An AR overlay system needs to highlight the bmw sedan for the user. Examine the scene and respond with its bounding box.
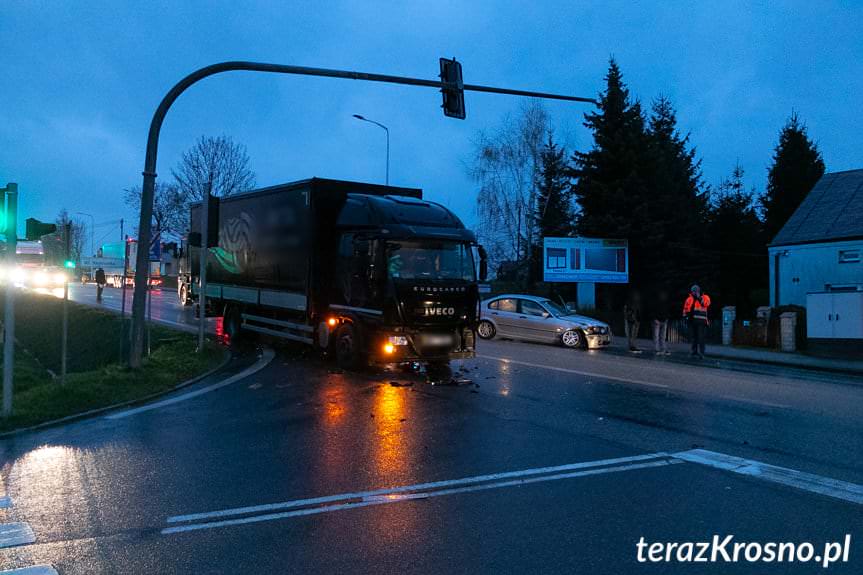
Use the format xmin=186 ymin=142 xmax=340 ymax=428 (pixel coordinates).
xmin=477 ymin=294 xmax=612 ymax=349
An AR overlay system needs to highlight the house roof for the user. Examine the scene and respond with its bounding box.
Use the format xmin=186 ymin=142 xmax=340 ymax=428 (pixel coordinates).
xmin=770 ymin=169 xmax=863 ymax=247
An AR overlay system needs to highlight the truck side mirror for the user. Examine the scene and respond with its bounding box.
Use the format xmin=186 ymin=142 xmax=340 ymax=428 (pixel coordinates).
xmin=188 ymin=232 xmax=202 ymax=247
xmin=478 ymin=245 xmax=488 ymax=281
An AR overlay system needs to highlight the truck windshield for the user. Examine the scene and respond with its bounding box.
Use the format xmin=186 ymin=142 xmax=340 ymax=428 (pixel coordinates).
xmin=387 ymin=240 xmax=475 ymax=281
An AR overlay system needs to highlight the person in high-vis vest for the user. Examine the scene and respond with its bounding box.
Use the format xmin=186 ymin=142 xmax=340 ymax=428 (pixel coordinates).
xmin=682 ymin=284 xmax=711 ymax=358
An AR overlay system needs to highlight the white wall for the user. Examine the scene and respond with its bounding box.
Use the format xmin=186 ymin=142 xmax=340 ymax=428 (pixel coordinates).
xmin=768 ymin=239 xmax=863 ymax=307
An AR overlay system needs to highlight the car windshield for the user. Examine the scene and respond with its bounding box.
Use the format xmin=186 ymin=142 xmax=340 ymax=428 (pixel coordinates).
xmin=386 ymin=240 xmax=475 ymax=281
xmin=540 ymin=299 xmax=569 ymax=316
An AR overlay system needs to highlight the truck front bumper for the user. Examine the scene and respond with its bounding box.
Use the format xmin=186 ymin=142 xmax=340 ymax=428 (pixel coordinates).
xmin=370 ymin=327 xmax=477 ymax=364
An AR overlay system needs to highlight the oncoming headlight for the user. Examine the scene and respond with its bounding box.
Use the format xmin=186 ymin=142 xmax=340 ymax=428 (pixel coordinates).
xmin=387 ymin=335 xmax=408 ymax=346
xmin=53 ymin=273 xmax=67 ymax=285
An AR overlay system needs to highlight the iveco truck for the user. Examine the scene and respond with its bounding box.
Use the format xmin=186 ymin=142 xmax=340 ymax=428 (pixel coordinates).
xmin=177 ymin=178 xmax=487 ymax=368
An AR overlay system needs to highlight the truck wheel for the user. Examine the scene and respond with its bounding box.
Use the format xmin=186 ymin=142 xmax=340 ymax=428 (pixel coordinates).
xmin=223 ymin=306 xmax=242 ymax=347
xmin=179 ymin=284 xmax=191 ymax=306
xmin=477 ymin=320 xmax=496 ymax=340
xmin=561 ymin=329 xmax=584 ymax=349
xmin=335 ymin=324 xmax=363 ymax=370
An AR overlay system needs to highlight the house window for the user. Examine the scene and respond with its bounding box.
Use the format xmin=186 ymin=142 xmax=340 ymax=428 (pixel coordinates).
xmin=839 ymin=250 xmax=860 ymax=264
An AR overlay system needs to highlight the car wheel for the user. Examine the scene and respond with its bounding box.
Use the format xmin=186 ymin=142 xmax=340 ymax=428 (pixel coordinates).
xmin=561 ymin=329 xmax=584 ymax=349
xmin=335 ymin=323 xmax=363 ymax=370
xmin=179 ymin=284 xmax=191 ymax=306
xmin=477 ymin=320 xmax=496 ymax=340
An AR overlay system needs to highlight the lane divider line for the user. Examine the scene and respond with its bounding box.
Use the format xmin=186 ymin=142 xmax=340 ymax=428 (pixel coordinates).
xmin=478 ymin=355 xmax=670 ymax=389
xmin=163 ymin=459 xmax=680 ymax=534
xmin=0 ymin=522 xmax=36 ymax=549
xmin=673 ymin=449 xmax=863 ymax=505
xmin=167 ymin=452 xmax=673 ymax=524
xmin=0 ymin=567 xmax=59 ymax=575
xmin=106 ymin=347 xmax=275 ymax=420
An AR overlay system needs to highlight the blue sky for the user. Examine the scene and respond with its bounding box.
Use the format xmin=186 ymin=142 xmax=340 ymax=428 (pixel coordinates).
xmin=1 ymin=1 xmax=860 ymax=246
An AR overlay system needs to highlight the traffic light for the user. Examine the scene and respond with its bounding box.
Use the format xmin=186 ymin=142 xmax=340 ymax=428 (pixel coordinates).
xmin=206 ymin=193 xmax=219 ymax=247
xmin=64 ymin=259 xmax=76 ymax=269
xmin=439 ymin=57 xmax=466 ymax=119
xmin=25 ymin=218 xmax=57 ymax=240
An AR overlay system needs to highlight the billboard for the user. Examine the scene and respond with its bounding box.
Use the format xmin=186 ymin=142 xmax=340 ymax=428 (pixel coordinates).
xmin=543 ymin=237 xmax=629 ymax=283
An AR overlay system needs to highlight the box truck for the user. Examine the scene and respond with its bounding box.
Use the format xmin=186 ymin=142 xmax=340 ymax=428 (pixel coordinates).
xmin=177 ymin=178 xmax=487 ymax=368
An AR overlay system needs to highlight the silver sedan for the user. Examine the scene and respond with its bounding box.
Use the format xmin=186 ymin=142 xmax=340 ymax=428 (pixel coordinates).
xmin=477 ymin=294 xmax=612 ymax=349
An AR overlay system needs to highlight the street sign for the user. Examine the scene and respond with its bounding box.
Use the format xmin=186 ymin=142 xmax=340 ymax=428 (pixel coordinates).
xmin=149 ymin=233 xmax=161 ymax=262
xmin=542 ymin=237 xmax=629 ymax=284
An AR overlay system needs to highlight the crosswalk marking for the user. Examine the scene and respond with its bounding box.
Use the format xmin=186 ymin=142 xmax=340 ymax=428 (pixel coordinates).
xmin=0 ymin=522 xmax=36 ymax=548
xmin=0 ymin=567 xmax=59 ymax=575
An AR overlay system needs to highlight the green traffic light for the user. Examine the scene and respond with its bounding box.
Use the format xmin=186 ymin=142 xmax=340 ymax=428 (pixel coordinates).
xmin=64 ymin=260 xmax=76 ymax=269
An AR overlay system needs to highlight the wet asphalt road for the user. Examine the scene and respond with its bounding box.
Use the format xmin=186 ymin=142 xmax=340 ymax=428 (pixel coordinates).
xmin=1 ymin=284 xmax=861 ymax=574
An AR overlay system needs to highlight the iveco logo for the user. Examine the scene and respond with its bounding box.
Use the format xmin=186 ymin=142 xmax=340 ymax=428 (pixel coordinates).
xmin=424 ymin=307 xmax=455 ymax=316
xmin=413 ymin=286 xmax=466 ymax=293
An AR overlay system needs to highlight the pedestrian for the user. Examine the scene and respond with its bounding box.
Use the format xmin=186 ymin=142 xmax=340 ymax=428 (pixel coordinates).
xmin=95 ymin=267 xmax=107 ymax=303
xmin=650 ymin=288 xmax=671 ymax=356
xmin=623 ymin=291 xmax=642 ymax=353
xmin=682 ymin=284 xmax=711 ymax=358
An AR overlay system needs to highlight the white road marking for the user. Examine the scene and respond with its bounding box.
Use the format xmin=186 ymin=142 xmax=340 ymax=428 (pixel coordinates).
xmin=0 ymin=567 xmax=59 ymax=575
xmin=163 ymin=458 xmax=680 ymax=534
xmin=105 ymin=347 xmax=275 ymax=420
xmin=0 ymin=496 xmax=11 ymax=509
xmin=716 ymin=396 xmax=791 ymax=410
xmin=167 ymin=452 xmax=673 ymax=524
xmin=0 ymin=522 xmax=36 ymax=548
xmin=673 ymin=449 xmax=863 ymax=505
xmin=479 ymin=355 xmax=670 ymax=389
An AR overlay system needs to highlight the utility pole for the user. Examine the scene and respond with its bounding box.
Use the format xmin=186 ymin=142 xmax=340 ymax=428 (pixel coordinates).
xmin=197 ymin=182 xmax=211 ymax=352
xmin=60 ymin=222 xmax=70 ymax=385
xmin=128 ymin=60 xmax=595 ymax=368
xmin=2 ymin=183 xmax=17 ymax=416
xmin=119 ymin=218 xmax=126 ymax=362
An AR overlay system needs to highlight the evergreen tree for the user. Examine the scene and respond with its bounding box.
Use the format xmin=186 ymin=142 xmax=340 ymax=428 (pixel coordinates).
xmin=645 ymin=96 xmax=711 ymax=292
xmin=708 ymin=165 xmax=768 ymax=314
xmin=571 ymin=58 xmax=652 ymax=297
xmin=530 ymin=135 xmax=572 ymax=285
xmin=535 ymin=135 xmax=573 ymax=238
xmin=762 ymin=113 xmax=825 ymax=241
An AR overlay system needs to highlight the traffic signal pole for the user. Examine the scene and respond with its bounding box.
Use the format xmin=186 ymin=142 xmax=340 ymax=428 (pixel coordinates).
xmin=2 ymin=184 xmax=17 ymax=416
xmin=128 ymin=60 xmax=596 ymax=368
xmin=61 ymin=222 xmax=70 ymax=385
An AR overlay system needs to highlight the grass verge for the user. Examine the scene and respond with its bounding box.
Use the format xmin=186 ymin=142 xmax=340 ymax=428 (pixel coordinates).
xmin=0 ymin=290 xmax=225 ymax=433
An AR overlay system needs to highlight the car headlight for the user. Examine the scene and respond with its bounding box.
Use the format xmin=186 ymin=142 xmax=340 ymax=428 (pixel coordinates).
xmin=12 ymin=267 xmax=27 ymax=284
xmin=387 ymin=335 xmax=409 ymax=346
xmin=54 ymin=273 xmax=67 ymax=285
xmin=586 ymin=326 xmax=605 ymax=335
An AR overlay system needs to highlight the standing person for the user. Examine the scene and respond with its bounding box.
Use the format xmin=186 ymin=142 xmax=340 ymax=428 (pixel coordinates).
xmin=651 ymin=288 xmax=671 ymax=356
xmin=95 ymin=267 xmax=107 ymax=303
xmin=682 ymin=284 xmax=711 ymax=358
xmin=623 ymin=291 xmax=642 ymax=353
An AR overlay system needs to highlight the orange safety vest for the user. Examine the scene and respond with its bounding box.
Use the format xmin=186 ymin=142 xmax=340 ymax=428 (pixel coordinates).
xmin=683 ymin=293 xmax=711 ymax=323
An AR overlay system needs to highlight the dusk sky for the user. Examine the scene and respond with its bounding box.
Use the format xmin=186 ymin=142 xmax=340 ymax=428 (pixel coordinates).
xmin=2 ymin=1 xmax=861 ymax=247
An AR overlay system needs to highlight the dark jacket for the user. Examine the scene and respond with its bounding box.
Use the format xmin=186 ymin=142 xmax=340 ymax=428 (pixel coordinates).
xmin=95 ymin=268 xmax=107 ymax=285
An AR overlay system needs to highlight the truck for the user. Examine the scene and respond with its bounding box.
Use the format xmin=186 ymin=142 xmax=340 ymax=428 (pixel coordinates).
xmin=99 ymin=240 xmax=161 ymax=288
xmin=177 ymin=178 xmax=488 ymax=368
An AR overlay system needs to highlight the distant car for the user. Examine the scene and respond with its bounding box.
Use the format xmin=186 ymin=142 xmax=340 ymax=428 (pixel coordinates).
xmin=478 ymin=294 xmax=612 ymax=349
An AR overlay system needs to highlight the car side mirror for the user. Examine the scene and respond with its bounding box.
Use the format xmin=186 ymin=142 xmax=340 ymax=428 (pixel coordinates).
xmin=478 ymin=245 xmax=488 ymax=281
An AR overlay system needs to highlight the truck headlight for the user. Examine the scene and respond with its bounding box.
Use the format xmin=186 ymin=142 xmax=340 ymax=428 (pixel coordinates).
xmin=387 ymin=335 xmax=408 ymax=346
xmin=54 ymin=273 xmax=67 ymax=285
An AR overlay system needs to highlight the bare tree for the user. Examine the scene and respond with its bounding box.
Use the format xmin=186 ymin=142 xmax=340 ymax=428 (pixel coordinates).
xmin=124 ymin=182 xmax=186 ymax=240
xmin=172 ymin=135 xmax=256 ymax=204
xmin=468 ymin=101 xmax=551 ymax=279
xmin=47 ymin=209 xmax=86 ymax=264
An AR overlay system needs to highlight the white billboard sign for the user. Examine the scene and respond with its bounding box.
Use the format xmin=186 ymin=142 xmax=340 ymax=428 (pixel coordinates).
xmin=543 ymin=237 xmax=629 ymax=283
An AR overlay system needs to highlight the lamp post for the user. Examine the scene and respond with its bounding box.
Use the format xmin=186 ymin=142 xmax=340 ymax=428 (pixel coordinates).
xmin=352 ymin=114 xmax=389 ymax=186
xmin=76 ymin=211 xmax=95 ymax=279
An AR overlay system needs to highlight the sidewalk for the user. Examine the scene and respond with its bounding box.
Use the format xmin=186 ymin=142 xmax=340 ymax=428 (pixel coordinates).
xmin=609 ymin=337 xmax=863 ymax=376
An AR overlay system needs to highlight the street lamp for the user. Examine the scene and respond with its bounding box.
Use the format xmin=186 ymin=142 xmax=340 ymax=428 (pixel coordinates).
xmin=352 ymin=114 xmax=389 ymax=186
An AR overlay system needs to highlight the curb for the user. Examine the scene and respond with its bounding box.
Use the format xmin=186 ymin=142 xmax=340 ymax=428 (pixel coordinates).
xmin=704 ymin=350 xmax=863 ymax=378
xmin=0 ymin=347 xmax=233 ymax=439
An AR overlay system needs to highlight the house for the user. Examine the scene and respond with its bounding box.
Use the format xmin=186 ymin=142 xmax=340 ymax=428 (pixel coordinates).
xmin=768 ymin=169 xmax=863 ymax=346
